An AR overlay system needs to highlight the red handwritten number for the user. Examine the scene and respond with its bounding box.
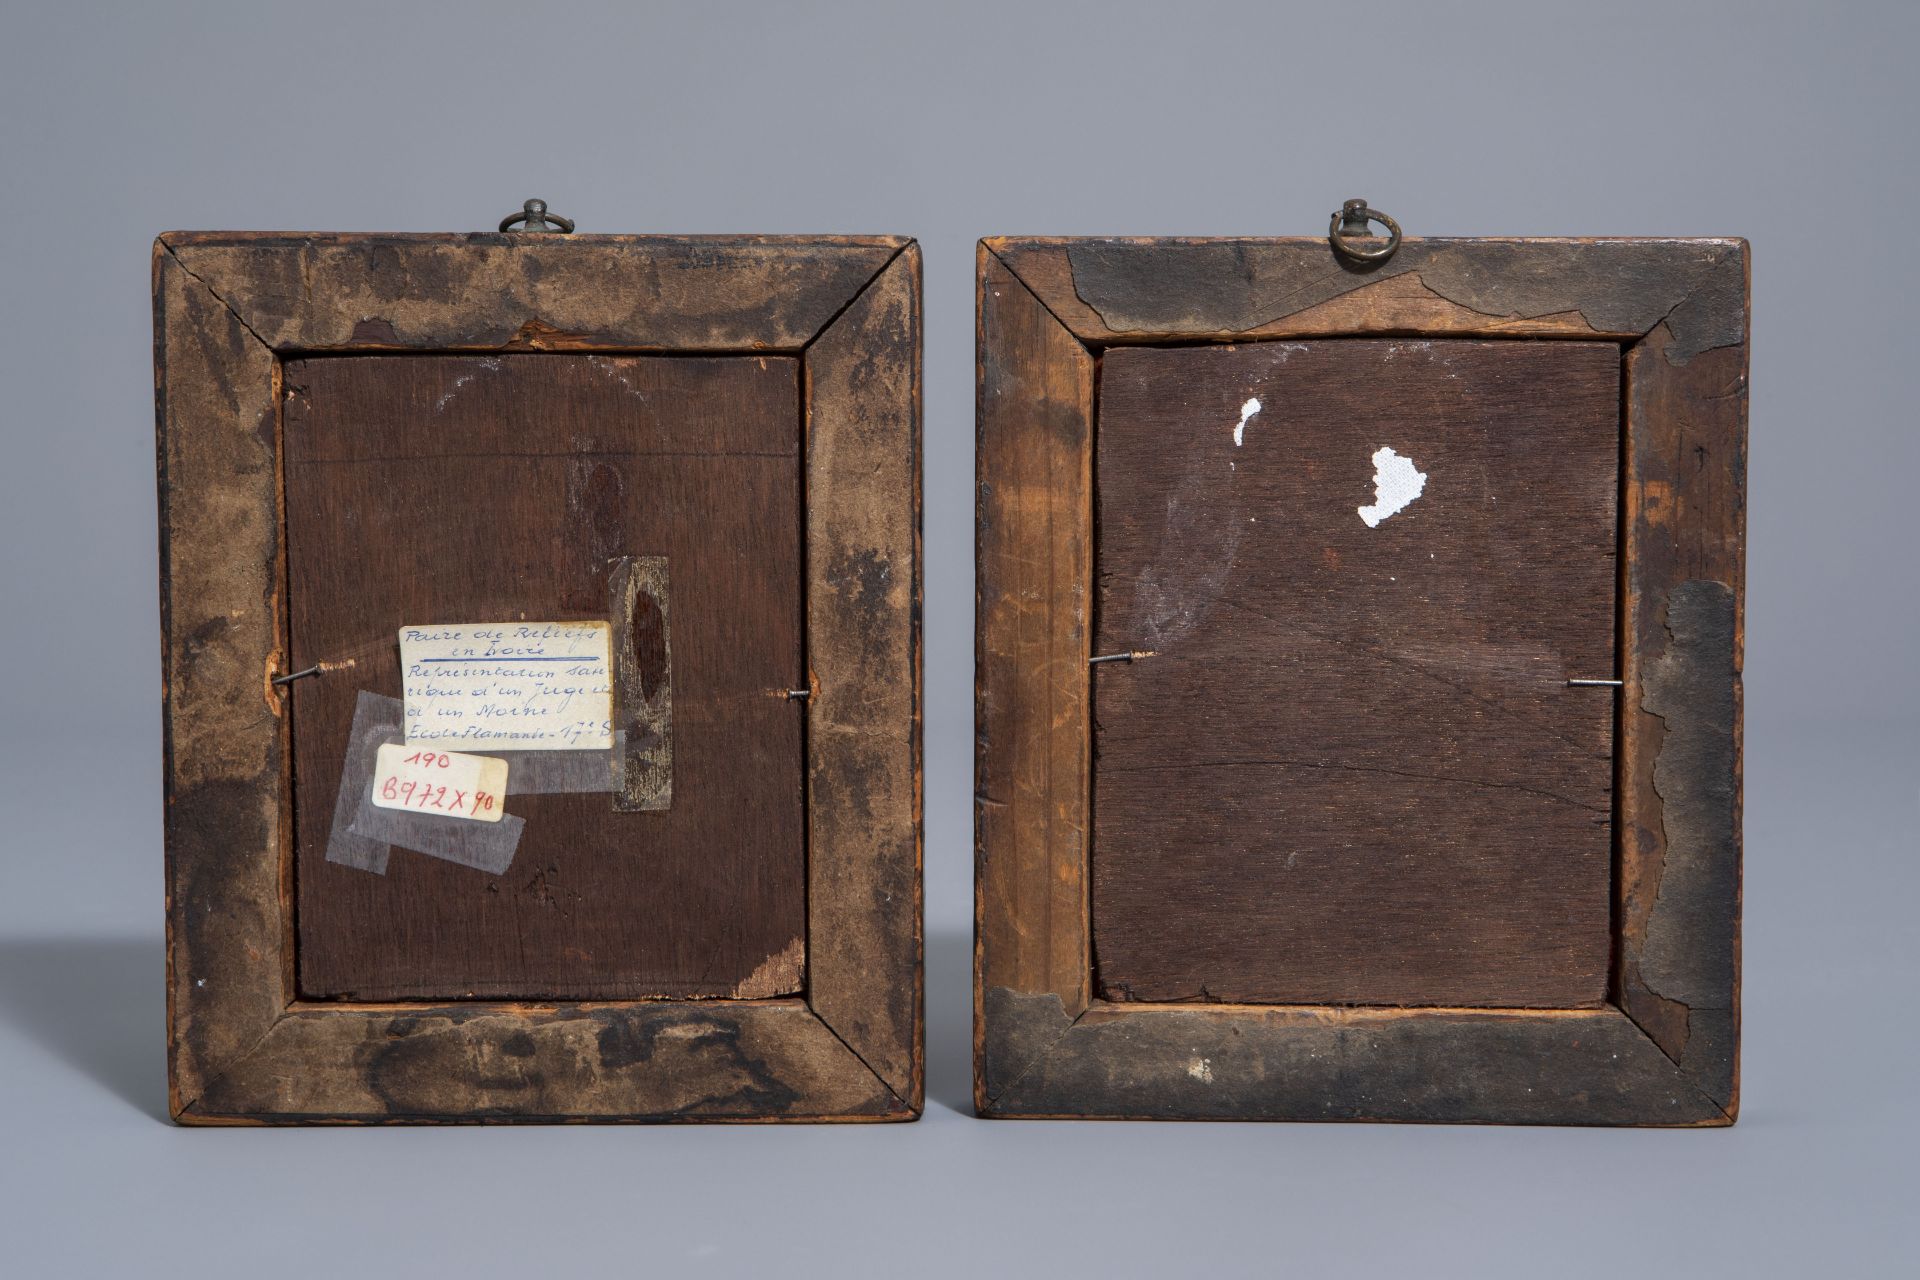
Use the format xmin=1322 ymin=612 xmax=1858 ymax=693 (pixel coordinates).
xmin=382 ymin=761 xmax=497 ymax=817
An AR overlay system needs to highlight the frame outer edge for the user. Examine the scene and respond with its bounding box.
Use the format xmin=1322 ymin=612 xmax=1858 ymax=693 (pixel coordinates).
xmin=1617 ymin=240 xmax=1749 ymax=1119
xmin=186 ymin=1001 xmax=901 ymax=1123
xmin=163 ymin=234 xmax=901 ymax=353
xmin=156 ymin=243 xmax=288 ymax=1120
xmin=990 ymin=1006 xmax=1728 ymax=1125
xmin=975 ymin=248 xmax=1096 ymax=1112
xmin=804 ymin=246 xmax=925 ymax=1110
xmin=993 ymin=236 xmax=1747 ymax=348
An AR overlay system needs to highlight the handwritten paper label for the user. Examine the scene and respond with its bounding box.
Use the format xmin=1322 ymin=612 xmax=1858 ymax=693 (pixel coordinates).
xmin=369 ymin=743 xmax=509 ymax=823
xmin=400 ymin=622 xmax=614 ymax=750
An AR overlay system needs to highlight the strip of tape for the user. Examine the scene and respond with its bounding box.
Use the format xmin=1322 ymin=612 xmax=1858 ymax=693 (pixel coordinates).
xmin=347 ymin=797 xmax=525 ymax=876
xmin=495 ymin=732 xmax=627 ymax=794
xmin=324 ymin=691 xmax=525 ymax=876
xmin=323 ymin=690 xmax=400 ymax=874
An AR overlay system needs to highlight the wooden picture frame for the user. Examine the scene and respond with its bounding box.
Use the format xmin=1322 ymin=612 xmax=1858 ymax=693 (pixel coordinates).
xmin=975 ymin=235 xmax=1746 ymax=1124
xmin=157 ymin=231 xmax=922 ymax=1123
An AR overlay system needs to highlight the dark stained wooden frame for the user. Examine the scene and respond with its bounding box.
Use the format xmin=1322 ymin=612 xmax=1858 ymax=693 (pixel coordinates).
xmin=157 ymin=232 xmax=922 ymax=1123
xmin=976 ymin=236 xmax=1747 ymax=1124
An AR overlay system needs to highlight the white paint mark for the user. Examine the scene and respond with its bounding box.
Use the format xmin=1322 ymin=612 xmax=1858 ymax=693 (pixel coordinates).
xmin=588 ymin=354 xmax=653 ymax=402
xmin=1358 ymin=446 xmax=1428 ymax=528
xmin=1231 ymin=397 xmax=1262 ymax=447
xmin=1187 ymin=1056 xmax=1214 ymax=1084
xmin=432 ymin=357 xmax=502 ymax=414
xmin=434 ymin=375 xmax=475 ymax=412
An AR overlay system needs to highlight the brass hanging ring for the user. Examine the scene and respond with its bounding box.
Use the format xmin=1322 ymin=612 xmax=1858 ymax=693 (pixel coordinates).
xmin=499 ymin=198 xmax=575 ymax=234
xmin=1328 ymin=200 xmax=1400 ymax=263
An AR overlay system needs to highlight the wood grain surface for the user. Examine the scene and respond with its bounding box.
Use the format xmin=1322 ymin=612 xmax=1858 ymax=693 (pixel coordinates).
xmin=988 ymin=236 xmax=1746 ymax=358
xmin=1092 ymin=339 xmax=1620 ymax=1007
xmin=803 ymin=251 xmax=926 ymax=1102
xmin=1617 ymin=320 xmax=1749 ymax=1113
xmin=163 ymin=233 xmax=906 ymax=353
xmin=974 ymin=253 xmax=1097 ymax=1024
xmin=285 ymin=353 xmax=807 ymax=1001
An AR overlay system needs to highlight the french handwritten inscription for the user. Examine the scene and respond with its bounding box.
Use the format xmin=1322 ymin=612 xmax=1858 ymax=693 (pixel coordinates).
xmin=400 ymin=622 xmax=614 ymax=750
xmin=369 ymin=744 xmax=509 ymax=823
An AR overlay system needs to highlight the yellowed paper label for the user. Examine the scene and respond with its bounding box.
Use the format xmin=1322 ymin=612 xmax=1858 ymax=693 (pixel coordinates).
xmin=369 ymin=743 xmax=509 ymax=823
xmin=400 ymin=622 xmax=614 ymax=750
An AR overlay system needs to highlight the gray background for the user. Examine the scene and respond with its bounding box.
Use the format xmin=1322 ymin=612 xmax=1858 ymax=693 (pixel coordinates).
xmin=0 ymin=0 xmax=1912 ymax=1274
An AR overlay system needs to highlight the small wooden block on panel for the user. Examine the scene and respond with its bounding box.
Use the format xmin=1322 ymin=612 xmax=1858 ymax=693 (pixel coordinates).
xmin=286 ymin=353 xmax=807 ymax=1001
xmin=1093 ymin=339 xmax=1619 ymax=1007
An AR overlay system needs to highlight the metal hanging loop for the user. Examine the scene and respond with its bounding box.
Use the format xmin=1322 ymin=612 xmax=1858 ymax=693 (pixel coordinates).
xmin=499 ymin=198 xmax=575 ymax=234
xmin=1328 ymin=198 xmax=1400 ymax=263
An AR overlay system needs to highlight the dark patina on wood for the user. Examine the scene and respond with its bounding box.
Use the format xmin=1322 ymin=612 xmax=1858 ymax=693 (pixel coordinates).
xmin=1057 ymin=238 xmax=1745 ymax=361
xmin=1616 ymin=318 xmax=1748 ymax=1115
xmin=804 ymin=253 xmax=926 ymax=1104
xmin=164 ymin=234 xmax=901 ymax=353
xmin=158 ymin=233 xmax=922 ymax=1122
xmin=193 ymin=1002 xmax=902 ymax=1122
xmin=976 ymin=236 xmax=1747 ymax=1124
xmin=991 ymin=1003 xmax=1727 ymax=1125
xmin=974 ymin=251 xmax=1095 ymax=1109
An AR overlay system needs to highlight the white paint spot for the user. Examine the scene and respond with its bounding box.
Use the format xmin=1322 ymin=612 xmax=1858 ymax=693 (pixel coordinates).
xmin=1187 ymin=1056 xmax=1214 ymax=1084
xmin=432 ymin=357 xmax=501 ymax=414
xmin=588 ymin=354 xmax=653 ymax=402
xmin=434 ymin=375 xmax=475 ymax=412
xmin=1231 ymin=397 xmax=1262 ymax=447
xmin=1358 ymin=446 xmax=1428 ymax=528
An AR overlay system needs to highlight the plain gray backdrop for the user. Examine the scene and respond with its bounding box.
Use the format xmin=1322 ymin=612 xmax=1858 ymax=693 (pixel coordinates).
xmin=1 ymin=1 xmax=1913 ymax=1274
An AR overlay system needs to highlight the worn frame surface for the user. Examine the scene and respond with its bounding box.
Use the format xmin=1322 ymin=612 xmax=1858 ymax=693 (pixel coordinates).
xmin=158 ymin=232 xmax=922 ymax=1122
xmin=975 ymin=235 xmax=1747 ymax=1124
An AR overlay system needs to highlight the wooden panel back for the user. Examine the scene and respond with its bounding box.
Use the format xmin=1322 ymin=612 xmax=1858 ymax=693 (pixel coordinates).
xmin=286 ymin=353 xmax=806 ymax=1001
xmin=1093 ymin=339 xmax=1619 ymax=1007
